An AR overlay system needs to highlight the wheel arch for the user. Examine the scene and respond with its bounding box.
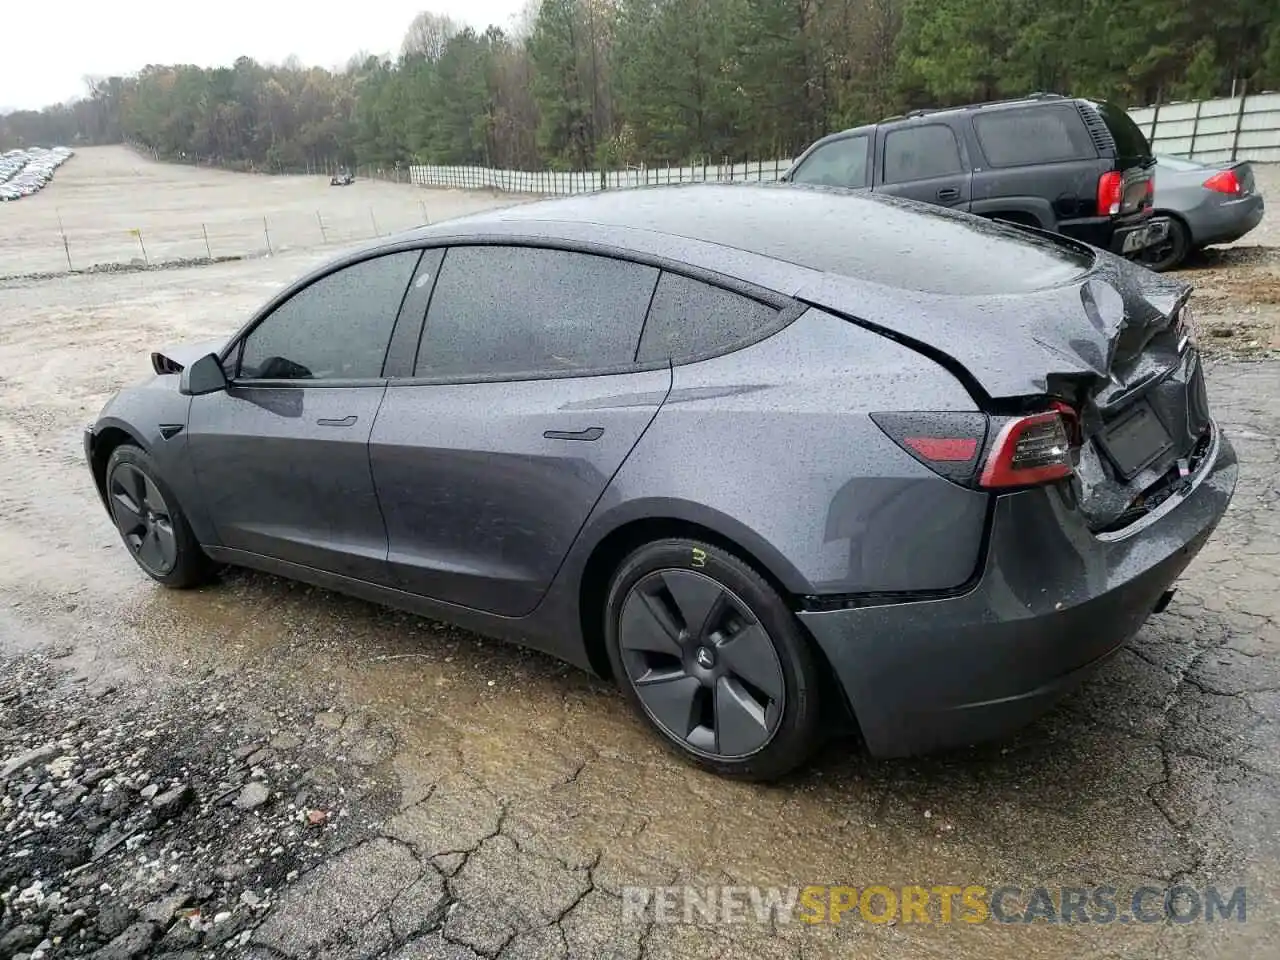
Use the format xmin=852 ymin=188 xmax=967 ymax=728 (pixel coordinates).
xmin=969 ymin=196 xmax=1057 ymax=230
xmin=1151 ymin=208 xmax=1192 ymax=239
xmin=89 ymin=421 xmax=149 ymax=505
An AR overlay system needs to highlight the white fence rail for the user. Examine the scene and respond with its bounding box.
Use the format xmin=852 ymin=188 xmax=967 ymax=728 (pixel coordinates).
xmin=408 ymin=95 xmax=1279 ymax=197
xmin=1129 ymin=92 xmax=1280 ymax=164
xmin=409 ymin=158 xmax=794 ymax=196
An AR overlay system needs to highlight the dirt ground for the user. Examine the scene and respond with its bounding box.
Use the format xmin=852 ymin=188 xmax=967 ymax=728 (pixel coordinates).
xmin=0 ymin=146 xmax=514 ymax=277
xmin=1172 ymin=162 xmax=1280 ymax=357
xmin=0 ymin=149 xmax=1278 ymax=960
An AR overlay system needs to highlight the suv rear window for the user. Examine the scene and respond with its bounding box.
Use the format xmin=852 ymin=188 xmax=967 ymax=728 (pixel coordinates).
xmin=1091 ymin=100 xmax=1153 ymax=162
xmin=974 ymin=105 xmax=1095 ymax=167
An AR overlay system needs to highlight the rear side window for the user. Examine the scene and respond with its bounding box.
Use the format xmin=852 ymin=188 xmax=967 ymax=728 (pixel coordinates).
xmin=974 ymin=105 xmax=1096 ymax=167
xmin=1091 ymin=100 xmax=1153 ymax=162
xmin=415 ymin=246 xmax=658 ymax=378
xmin=790 ymin=135 xmax=870 ymax=188
xmin=882 ymin=125 xmax=963 ymax=183
xmin=637 ymin=273 xmax=779 ymax=363
xmin=239 ymin=250 xmax=420 ymax=381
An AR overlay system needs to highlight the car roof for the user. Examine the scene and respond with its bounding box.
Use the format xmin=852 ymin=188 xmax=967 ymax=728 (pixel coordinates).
xmin=388 ymin=182 xmax=1094 ymax=297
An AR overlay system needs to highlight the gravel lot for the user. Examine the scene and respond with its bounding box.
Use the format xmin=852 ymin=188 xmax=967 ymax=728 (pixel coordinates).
xmin=0 ymin=150 xmax=1277 ymax=960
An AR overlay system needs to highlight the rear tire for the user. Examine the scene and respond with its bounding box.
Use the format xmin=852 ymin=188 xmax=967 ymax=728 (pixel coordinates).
xmin=1136 ymin=217 xmax=1191 ymax=272
xmin=603 ymin=538 xmax=822 ymax=781
xmin=104 ymin=444 xmax=214 ymax=589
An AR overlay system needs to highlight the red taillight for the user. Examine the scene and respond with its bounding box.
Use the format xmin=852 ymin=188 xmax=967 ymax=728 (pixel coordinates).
xmin=1203 ymin=170 xmax=1241 ymax=195
xmin=903 ymin=437 xmax=979 ymax=461
xmin=870 ymin=411 xmax=988 ymax=485
xmin=1097 ymin=171 xmax=1123 ymax=216
xmin=979 ymin=412 xmax=1073 ymax=489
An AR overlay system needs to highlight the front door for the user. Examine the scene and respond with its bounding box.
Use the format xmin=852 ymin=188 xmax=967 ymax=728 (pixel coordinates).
xmin=186 ymin=249 xmax=422 ymax=582
xmin=188 ymin=384 xmax=389 ymax=581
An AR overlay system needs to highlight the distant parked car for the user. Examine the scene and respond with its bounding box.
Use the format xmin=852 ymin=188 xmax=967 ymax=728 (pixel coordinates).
xmin=0 ymin=145 xmax=72 ymax=201
xmin=330 ymin=172 xmax=354 ymax=186
xmin=783 ymin=93 xmax=1167 ymax=260
xmin=1136 ymin=155 xmax=1266 ymax=271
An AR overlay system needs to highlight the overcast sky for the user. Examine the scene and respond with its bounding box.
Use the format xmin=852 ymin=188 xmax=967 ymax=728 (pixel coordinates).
xmin=2 ymin=0 xmax=527 ymax=111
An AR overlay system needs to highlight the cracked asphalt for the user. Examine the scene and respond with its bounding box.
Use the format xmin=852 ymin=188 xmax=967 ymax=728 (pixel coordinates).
xmin=0 ymin=151 xmax=1278 ymax=960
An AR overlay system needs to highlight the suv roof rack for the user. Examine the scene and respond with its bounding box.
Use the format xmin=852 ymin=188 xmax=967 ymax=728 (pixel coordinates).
xmin=884 ymin=92 xmax=1067 ymax=123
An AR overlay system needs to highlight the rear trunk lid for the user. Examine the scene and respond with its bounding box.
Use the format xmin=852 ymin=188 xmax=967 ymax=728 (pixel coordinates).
xmin=1234 ymin=161 xmax=1257 ymax=195
xmin=802 ymin=247 xmax=1211 ymax=530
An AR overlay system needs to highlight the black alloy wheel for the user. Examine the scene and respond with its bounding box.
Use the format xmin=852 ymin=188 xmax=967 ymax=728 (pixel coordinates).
xmin=104 ymin=444 xmax=213 ymax=588
xmin=605 ymin=539 xmax=822 ymax=780
xmin=109 ymin=461 xmax=179 ymax=578
xmin=619 ymin=568 xmax=786 ymax=757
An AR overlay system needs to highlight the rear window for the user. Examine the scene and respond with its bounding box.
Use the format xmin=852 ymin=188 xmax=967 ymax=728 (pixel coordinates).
xmin=637 ymin=273 xmax=779 ymax=363
xmin=974 ymin=105 xmax=1096 ymax=167
xmin=882 ymin=125 xmax=963 ymax=183
xmin=1092 ymin=101 xmax=1152 ymax=161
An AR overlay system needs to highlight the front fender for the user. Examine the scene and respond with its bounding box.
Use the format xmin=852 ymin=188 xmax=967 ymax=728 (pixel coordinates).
xmin=87 ymin=379 xmax=216 ymax=544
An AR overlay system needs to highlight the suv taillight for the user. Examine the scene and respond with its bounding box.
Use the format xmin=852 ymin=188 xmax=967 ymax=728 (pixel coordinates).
xmin=872 ymin=410 xmax=1074 ymax=490
xmin=1097 ymin=171 xmax=1123 ymax=216
xmin=1203 ymin=170 xmax=1241 ymax=195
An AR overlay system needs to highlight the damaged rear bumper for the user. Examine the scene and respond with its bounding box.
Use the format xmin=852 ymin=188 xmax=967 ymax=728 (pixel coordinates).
xmin=798 ymin=422 xmax=1237 ymax=758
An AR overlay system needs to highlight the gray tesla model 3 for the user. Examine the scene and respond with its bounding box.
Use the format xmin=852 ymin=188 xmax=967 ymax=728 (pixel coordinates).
xmin=85 ymin=183 xmax=1237 ymax=780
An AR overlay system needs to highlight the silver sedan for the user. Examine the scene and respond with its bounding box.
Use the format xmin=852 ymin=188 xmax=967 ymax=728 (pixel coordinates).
xmin=1141 ymin=155 xmax=1265 ymax=271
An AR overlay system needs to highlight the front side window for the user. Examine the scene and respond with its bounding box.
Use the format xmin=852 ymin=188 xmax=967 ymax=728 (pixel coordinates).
xmin=790 ymin=135 xmax=870 ymax=188
xmin=415 ymin=246 xmax=659 ymax=378
xmin=882 ymin=124 xmax=964 ymax=183
xmin=239 ymin=250 xmax=420 ymax=381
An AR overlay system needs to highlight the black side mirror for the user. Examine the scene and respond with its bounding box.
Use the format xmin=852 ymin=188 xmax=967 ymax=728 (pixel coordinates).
xmin=180 ymin=352 xmax=229 ymax=396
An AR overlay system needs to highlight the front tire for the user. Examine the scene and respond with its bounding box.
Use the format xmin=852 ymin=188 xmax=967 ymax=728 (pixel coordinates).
xmin=104 ymin=444 xmax=213 ymax=589
xmin=603 ymin=538 xmax=822 ymax=780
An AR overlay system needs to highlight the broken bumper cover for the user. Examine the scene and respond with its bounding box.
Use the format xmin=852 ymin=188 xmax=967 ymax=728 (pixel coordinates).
xmin=798 ymin=422 xmax=1237 ymax=758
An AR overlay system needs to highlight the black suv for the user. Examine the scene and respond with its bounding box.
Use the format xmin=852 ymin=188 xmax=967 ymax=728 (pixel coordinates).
xmin=782 ymin=94 xmax=1166 ymax=258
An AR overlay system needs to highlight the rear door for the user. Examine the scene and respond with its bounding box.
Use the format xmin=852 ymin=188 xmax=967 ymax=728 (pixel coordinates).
xmin=873 ymin=122 xmax=971 ymax=210
xmin=368 ymin=244 xmax=670 ymax=617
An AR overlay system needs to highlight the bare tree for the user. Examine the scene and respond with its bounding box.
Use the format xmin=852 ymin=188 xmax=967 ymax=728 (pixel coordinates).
xmin=401 ymin=11 xmax=460 ymax=61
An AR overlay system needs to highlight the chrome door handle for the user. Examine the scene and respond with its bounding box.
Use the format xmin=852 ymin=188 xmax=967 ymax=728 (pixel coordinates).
xmin=317 ymin=415 xmax=358 ymax=427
